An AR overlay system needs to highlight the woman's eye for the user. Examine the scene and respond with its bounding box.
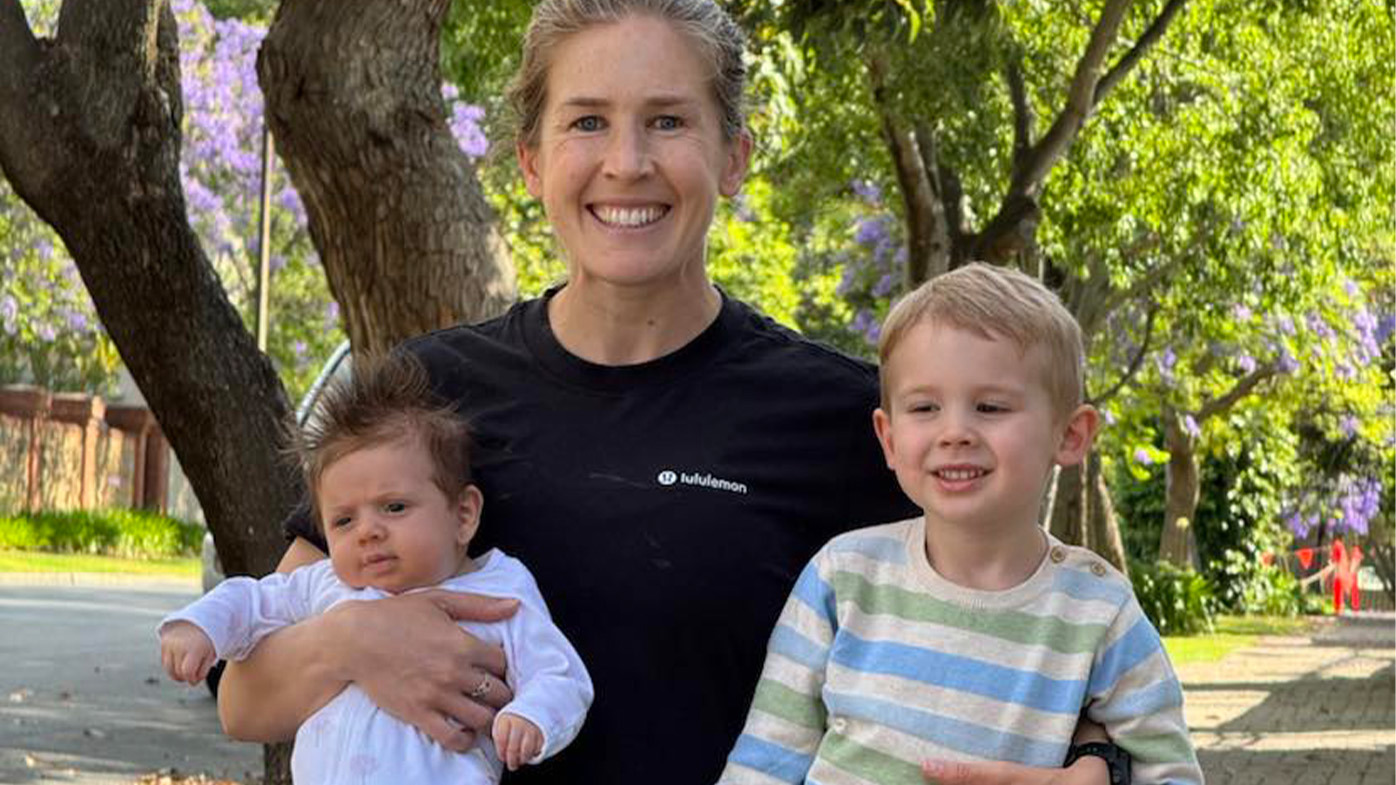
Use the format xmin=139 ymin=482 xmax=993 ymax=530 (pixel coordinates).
xmin=572 ymin=116 xmax=603 ymax=132
xmin=653 ymin=115 xmax=682 ymax=131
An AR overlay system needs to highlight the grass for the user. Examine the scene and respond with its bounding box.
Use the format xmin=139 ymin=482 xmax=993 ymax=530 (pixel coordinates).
xmin=1163 ymin=614 xmax=1321 ymax=665
xmin=0 ymin=549 xmax=200 ymax=576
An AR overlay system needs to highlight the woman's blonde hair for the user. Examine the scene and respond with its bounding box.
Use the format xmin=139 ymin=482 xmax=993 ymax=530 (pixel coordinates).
xmin=505 ymin=0 xmax=748 ymax=148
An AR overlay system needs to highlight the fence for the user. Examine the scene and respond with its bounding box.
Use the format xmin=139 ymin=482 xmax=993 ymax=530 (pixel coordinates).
xmin=0 ymin=385 xmax=169 ymax=514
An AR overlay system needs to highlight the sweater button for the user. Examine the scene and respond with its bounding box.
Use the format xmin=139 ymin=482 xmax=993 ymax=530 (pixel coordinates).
xmin=1050 ymin=547 xmax=1066 ymax=563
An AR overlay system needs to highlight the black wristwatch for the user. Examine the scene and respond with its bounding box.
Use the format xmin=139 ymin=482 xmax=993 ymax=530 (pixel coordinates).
xmin=1064 ymin=742 xmax=1131 ymax=785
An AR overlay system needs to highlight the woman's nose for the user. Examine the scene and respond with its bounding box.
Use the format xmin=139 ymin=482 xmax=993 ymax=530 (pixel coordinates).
xmin=603 ymin=123 xmax=652 ymax=180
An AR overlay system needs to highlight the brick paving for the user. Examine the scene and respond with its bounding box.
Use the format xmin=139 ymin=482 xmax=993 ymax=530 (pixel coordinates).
xmin=1178 ymin=614 xmax=1395 ymax=785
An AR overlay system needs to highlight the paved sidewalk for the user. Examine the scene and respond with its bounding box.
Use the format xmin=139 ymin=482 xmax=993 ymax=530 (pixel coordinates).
xmin=1179 ymin=613 xmax=1395 ymax=785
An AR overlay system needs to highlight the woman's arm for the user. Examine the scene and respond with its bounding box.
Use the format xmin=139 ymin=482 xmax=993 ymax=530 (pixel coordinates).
xmin=217 ymin=537 xmax=519 ymax=752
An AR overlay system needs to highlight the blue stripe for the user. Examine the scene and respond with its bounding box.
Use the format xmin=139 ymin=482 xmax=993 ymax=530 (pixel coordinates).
xmin=829 ymin=632 xmax=1087 ymax=715
xmin=1089 ymin=617 xmax=1164 ymax=696
xmin=769 ymin=624 xmax=830 ymax=670
xmin=827 ymin=534 xmax=907 ymax=565
xmin=728 ymin=733 xmax=814 ymax=783
xmin=790 ymin=562 xmax=837 ymax=625
xmin=1052 ymin=566 xmax=1130 ymax=604
xmin=1090 ymin=673 xmax=1183 ymax=722
xmin=823 ymin=691 xmax=1068 ymax=766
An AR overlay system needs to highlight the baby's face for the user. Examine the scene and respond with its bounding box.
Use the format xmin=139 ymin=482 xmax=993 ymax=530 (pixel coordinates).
xmin=874 ymin=321 xmax=1069 ymax=533
xmin=318 ymin=436 xmax=477 ymax=593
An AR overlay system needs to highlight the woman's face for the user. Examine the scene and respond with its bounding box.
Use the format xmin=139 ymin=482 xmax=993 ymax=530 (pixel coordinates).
xmin=517 ymin=14 xmax=750 ymax=292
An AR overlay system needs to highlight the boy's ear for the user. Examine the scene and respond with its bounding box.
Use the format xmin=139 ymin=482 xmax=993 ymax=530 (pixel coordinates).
xmin=454 ymin=484 xmax=484 ymax=547
xmin=1054 ymin=404 xmax=1101 ymax=468
xmin=872 ymin=407 xmax=897 ymax=469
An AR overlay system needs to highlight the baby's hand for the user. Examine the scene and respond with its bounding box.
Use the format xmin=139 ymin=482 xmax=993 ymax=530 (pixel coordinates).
xmin=493 ymin=712 xmax=543 ymax=771
xmin=159 ymin=621 xmax=216 ymax=684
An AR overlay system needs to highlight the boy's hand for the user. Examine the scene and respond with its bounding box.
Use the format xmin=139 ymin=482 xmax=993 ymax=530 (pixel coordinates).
xmin=921 ymin=756 xmax=1109 ymax=785
xmin=160 ymin=621 xmax=217 ymax=684
xmin=493 ymin=712 xmax=543 ymax=771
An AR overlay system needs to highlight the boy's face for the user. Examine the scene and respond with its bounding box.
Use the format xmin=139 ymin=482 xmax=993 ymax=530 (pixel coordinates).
xmin=318 ymin=435 xmax=481 ymax=594
xmin=873 ymin=320 xmax=1096 ymax=534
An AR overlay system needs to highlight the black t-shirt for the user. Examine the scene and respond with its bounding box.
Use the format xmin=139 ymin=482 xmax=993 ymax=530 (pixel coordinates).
xmin=287 ymin=290 xmax=915 ymax=783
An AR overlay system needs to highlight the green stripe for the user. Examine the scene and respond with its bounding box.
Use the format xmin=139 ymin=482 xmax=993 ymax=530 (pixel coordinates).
xmin=819 ymin=732 xmax=924 ymax=785
xmin=1121 ymin=732 xmax=1201 ymax=764
xmin=751 ymin=678 xmax=826 ymax=730
xmin=829 ymin=571 xmax=1108 ymax=654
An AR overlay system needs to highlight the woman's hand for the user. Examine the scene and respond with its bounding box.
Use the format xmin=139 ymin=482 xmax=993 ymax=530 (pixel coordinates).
xmin=326 ymin=589 xmax=519 ymax=752
xmin=921 ymin=756 xmax=1109 ymax=785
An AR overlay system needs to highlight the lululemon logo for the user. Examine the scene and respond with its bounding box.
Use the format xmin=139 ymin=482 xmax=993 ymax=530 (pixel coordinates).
xmin=657 ymin=470 xmax=678 ymax=486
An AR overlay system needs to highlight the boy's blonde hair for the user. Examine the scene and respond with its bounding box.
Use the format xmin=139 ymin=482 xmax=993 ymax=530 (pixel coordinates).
xmin=287 ymin=352 xmax=473 ymax=530
xmin=878 ymin=262 xmax=1085 ymax=417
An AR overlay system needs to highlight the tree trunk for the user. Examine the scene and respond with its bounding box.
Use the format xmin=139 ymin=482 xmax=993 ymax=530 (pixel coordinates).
xmin=1048 ymin=463 xmax=1086 ymax=547
xmin=0 ymin=0 xmax=298 ymax=580
xmin=1085 ymin=451 xmax=1129 ymax=577
xmin=258 ymin=0 xmax=517 ymax=355
xmin=1159 ymin=405 xmax=1200 ymax=568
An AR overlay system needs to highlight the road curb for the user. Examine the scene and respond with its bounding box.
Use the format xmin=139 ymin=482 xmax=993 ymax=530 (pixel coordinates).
xmin=0 ymin=572 xmax=198 ymax=589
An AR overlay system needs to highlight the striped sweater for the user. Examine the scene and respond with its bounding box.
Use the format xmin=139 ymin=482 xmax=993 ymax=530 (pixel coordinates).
xmin=720 ymin=517 xmax=1202 ymax=785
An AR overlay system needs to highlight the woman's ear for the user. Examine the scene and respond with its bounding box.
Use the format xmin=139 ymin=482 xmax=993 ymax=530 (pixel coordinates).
xmin=719 ymin=131 xmax=753 ymax=197
xmin=517 ymin=140 xmax=543 ymax=199
xmin=1054 ymin=405 xmax=1101 ymax=468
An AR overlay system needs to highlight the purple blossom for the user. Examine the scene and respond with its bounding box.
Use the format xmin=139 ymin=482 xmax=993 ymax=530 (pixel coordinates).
xmin=1375 ymin=313 xmax=1396 ymax=344
xmin=1183 ymin=414 xmax=1200 ymax=439
xmin=1343 ymin=279 xmax=1361 ymax=297
xmin=1232 ymin=304 xmax=1252 ymax=322
xmin=37 ymin=324 xmax=56 ymax=342
xmin=65 ymin=310 xmax=89 ymax=333
xmin=1156 ymin=347 xmax=1177 ymax=378
xmin=1236 ymin=354 xmax=1257 ymax=374
xmin=1277 ymin=349 xmax=1300 ymax=374
xmin=0 ymin=295 xmax=17 ymax=335
xmin=854 ymin=217 xmax=889 ymax=249
xmin=851 ymin=179 xmax=882 ymax=203
xmin=1101 ymin=408 xmax=1117 ymax=426
xmin=1134 ymin=448 xmax=1153 ymax=466
xmin=850 ymin=308 xmax=881 ymax=346
xmin=872 ymin=273 xmax=896 ymax=298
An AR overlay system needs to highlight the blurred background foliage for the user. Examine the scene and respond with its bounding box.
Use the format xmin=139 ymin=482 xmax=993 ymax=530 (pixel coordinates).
xmin=5 ymin=0 xmax=1392 ymax=627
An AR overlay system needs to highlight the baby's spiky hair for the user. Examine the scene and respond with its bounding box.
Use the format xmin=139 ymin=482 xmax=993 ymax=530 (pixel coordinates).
xmin=287 ymin=352 xmax=472 ymax=528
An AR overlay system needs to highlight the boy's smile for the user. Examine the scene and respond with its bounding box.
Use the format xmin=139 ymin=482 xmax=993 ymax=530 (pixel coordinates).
xmin=874 ymin=321 xmax=1093 ymax=537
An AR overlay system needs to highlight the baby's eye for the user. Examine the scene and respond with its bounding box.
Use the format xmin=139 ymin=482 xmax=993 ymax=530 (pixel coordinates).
xmin=383 ymin=501 xmax=408 ymax=514
xmin=571 ymin=115 xmax=604 ymax=132
xmin=331 ymin=516 xmax=352 ymax=529
xmin=652 ymin=115 xmax=683 ymax=131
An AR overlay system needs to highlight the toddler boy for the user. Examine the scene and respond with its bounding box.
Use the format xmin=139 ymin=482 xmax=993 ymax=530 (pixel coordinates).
xmin=721 ymin=263 xmax=1201 ymax=784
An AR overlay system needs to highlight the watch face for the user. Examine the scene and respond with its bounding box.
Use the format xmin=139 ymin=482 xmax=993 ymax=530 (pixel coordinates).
xmin=1068 ymin=742 xmax=1130 ymax=784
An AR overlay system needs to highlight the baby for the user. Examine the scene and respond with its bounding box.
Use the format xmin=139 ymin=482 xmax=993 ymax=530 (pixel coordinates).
xmin=158 ymin=352 xmax=592 ymax=783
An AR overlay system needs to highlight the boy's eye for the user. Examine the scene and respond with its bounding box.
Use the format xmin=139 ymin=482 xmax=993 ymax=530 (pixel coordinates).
xmin=571 ymin=115 xmax=604 ymax=132
xmin=908 ymin=402 xmax=939 ymax=414
xmin=977 ymin=403 xmax=1008 ymax=414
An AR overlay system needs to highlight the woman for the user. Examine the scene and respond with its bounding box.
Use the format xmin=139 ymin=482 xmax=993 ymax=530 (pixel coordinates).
xmin=218 ymin=2 xmax=1117 ymax=783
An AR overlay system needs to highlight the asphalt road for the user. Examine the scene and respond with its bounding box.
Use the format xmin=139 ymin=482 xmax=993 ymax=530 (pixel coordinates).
xmin=0 ymin=577 xmax=262 ymax=784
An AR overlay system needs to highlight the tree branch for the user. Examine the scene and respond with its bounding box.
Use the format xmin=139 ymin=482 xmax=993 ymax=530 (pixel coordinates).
xmin=1197 ymin=361 xmax=1281 ymax=421
xmin=1092 ymin=305 xmax=1156 ymax=406
xmin=1094 ymin=0 xmax=1189 ymax=104
xmin=1006 ymin=51 xmax=1033 ymax=172
xmin=1008 ymin=0 xmax=1130 ymax=199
